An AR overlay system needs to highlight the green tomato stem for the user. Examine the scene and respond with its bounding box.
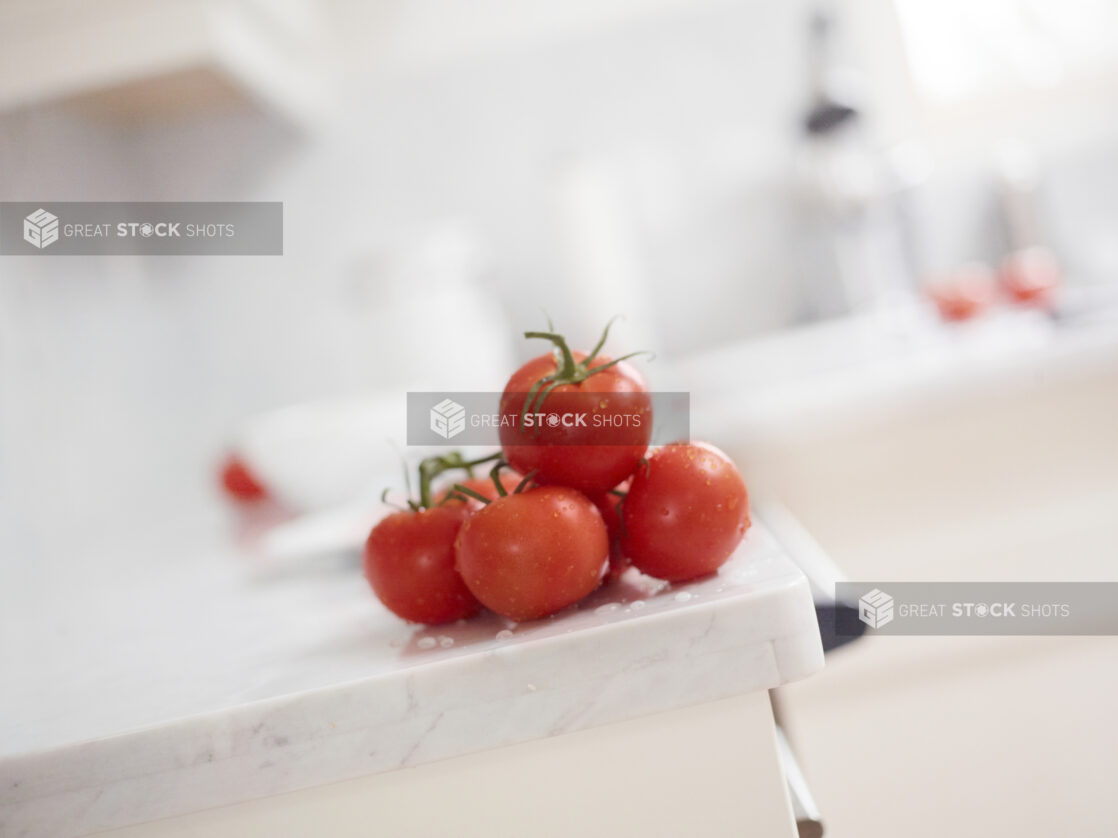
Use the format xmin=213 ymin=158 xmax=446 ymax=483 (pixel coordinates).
xmin=451 ymin=484 xmax=491 ymax=505
xmin=410 ymin=450 xmax=502 ymax=510
xmin=520 ymin=318 xmax=652 ymax=427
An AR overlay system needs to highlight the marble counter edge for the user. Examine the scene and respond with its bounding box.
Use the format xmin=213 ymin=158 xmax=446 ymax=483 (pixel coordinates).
xmin=0 ymin=568 xmax=823 ymax=838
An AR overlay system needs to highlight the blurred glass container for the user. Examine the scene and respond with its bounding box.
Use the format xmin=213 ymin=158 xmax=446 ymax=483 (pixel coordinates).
xmin=793 ymin=7 xmax=926 ymax=327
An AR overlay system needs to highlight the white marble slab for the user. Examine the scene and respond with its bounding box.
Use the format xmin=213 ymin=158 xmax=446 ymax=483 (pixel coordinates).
xmin=0 ymin=523 xmax=823 ymax=838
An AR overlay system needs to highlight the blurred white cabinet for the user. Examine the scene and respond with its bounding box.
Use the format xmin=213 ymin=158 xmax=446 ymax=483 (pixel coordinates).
xmin=94 ymin=693 xmax=800 ymax=838
xmin=0 ymin=0 xmax=331 ymax=125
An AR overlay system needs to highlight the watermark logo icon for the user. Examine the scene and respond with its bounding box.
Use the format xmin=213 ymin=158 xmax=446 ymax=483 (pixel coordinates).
xmin=859 ymin=588 xmax=895 ymax=629
xmin=430 ymin=398 xmax=466 ymax=439
xmin=23 ymin=208 xmax=59 ymax=249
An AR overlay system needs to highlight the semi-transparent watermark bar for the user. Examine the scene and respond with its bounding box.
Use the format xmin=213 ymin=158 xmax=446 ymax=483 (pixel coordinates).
xmin=408 ymin=391 xmax=690 ymax=446
xmin=837 ymin=582 xmax=1118 ymax=636
xmin=0 ymin=202 xmax=282 ymax=255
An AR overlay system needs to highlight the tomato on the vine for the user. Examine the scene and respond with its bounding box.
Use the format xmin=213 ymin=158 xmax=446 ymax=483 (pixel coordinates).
xmin=365 ymin=504 xmax=479 ymax=624
xmin=455 ymin=485 xmax=608 ymax=621
xmin=363 ymin=452 xmax=499 ymax=625
xmin=500 ymin=321 xmax=652 ymax=494
xmin=589 ymin=479 xmax=631 ymax=580
xmin=621 ymin=442 xmax=749 ymax=582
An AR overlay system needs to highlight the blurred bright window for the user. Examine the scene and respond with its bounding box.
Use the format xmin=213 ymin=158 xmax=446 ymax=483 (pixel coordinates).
xmin=894 ymin=0 xmax=1118 ymax=102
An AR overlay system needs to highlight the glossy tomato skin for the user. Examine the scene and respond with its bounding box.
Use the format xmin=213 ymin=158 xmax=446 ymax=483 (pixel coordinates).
xmin=589 ymin=479 xmax=631 ymax=580
xmin=499 ymin=352 xmax=651 ymax=494
xmin=621 ymin=442 xmax=749 ymax=582
xmin=364 ymin=504 xmax=481 ymax=625
xmin=455 ymin=486 xmax=609 ymax=621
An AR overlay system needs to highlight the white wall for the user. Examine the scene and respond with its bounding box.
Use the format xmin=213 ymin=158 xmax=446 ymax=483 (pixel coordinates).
xmin=0 ymin=0 xmax=821 ymax=553
xmin=2 ymin=0 xmax=1117 ymax=558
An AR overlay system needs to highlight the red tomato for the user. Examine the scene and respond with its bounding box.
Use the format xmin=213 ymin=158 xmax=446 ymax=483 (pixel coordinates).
xmin=455 ymin=486 xmax=608 ymax=620
xmin=220 ymin=454 xmax=268 ymax=502
xmin=999 ymin=247 xmax=1061 ymax=307
xmin=433 ymin=470 xmax=525 ymax=508
xmin=926 ymin=264 xmax=995 ymax=322
xmin=621 ymin=442 xmax=749 ymax=582
xmin=500 ymin=349 xmax=651 ymax=494
xmin=589 ymin=479 xmax=631 ymax=580
xmin=364 ymin=504 xmax=481 ymax=625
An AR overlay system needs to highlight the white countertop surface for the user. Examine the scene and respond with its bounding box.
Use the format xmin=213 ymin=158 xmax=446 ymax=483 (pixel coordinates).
xmin=0 ymin=519 xmax=823 ymax=838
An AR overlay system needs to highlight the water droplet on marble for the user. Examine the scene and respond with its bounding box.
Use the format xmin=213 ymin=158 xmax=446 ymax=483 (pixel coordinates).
xmin=674 ymin=591 xmax=694 ymax=603
xmin=595 ymin=603 xmax=620 ymax=615
xmin=417 ymin=637 xmax=437 ymax=650
xmin=438 ymin=635 xmax=454 ymax=648
xmin=496 ymin=629 xmax=514 ymax=640
xmin=630 ymin=600 xmax=646 ymax=610
xmin=526 ymin=683 xmax=538 ymax=692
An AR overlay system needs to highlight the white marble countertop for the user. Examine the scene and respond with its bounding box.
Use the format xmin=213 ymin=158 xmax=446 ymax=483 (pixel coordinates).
xmin=0 ymin=521 xmax=823 ymax=838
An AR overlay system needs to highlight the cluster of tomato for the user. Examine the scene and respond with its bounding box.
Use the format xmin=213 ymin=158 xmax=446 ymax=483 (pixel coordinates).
xmin=364 ymin=322 xmax=751 ymax=625
xmin=926 ymin=246 xmax=1062 ymax=322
